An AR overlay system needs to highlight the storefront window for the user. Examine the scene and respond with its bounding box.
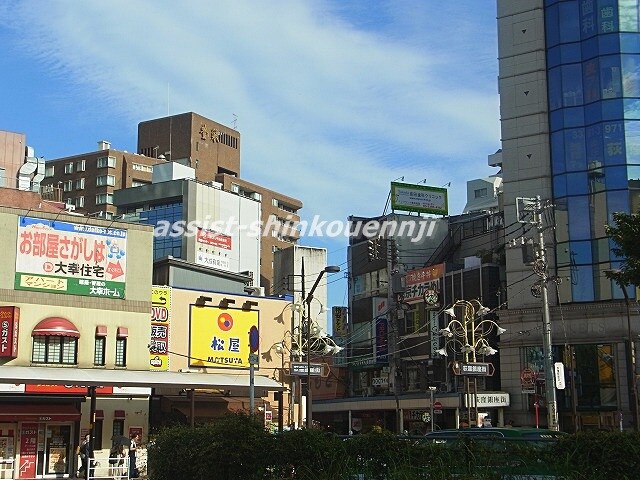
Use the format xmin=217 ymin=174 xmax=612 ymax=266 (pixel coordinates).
xmin=115 ymin=337 xmax=127 ymax=367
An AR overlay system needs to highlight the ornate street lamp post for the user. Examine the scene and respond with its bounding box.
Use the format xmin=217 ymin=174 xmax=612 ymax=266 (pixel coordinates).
xmin=438 ymin=299 xmax=504 ymax=427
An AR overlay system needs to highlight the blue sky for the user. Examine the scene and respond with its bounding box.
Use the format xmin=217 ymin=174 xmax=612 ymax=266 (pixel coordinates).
xmin=0 ymin=0 xmax=501 ymax=309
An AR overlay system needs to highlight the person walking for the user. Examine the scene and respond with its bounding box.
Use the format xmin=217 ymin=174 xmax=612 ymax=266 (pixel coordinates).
xmin=77 ymin=434 xmax=93 ymax=479
xmin=128 ymin=433 xmax=140 ymax=478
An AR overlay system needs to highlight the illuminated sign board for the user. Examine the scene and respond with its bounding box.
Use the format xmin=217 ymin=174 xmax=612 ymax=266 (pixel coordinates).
xmin=0 ymin=306 xmax=19 ymax=358
xmin=150 ymin=286 xmax=171 ymax=371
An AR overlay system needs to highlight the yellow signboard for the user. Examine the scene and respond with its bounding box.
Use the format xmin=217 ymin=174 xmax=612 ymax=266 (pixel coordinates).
xmin=189 ymin=306 xmax=259 ymax=369
xmin=150 ymin=286 xmax=171 ymax=371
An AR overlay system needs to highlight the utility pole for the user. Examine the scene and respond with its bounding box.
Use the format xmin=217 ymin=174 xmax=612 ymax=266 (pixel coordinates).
xmin=387 ymin=237 xmax=402 ymax=434
xmin=533 ymin=196 xmax=559 ymax=431
xmin=513 ymin=196 xmax=559 ymax=431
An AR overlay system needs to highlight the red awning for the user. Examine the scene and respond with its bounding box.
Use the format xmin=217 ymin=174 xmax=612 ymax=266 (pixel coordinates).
xmin=95 ymin=409 xmax=104 ymax=419
xmin=32 ymin=317 xmax=80 ymax=338
xmin=116 ymin=327 xmax=128 ymax=338
xmin=95 ymin=326 xmax=107 ymax=337
xmin=114 ymin=410 xmax=126 ymax=419
xmin=0 ymin=403 xmax=81 ymax=422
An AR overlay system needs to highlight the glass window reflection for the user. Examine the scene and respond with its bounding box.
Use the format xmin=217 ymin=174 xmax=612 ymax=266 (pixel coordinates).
xmin=571 ymin=265 xmax=595 ymax=302
xmin=568 ymin=196 xmax=591 ymax=240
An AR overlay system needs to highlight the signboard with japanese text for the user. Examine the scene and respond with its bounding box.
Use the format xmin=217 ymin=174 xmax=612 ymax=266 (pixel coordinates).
xmin=403 ymin=264 xmax=444 ymax=304
xmin=150 ymin=286 xmax=171 ymax=371
xmin=464 ymin=392 xmax=510 ymax=408
xmin=195 ymin=227 xmax=232 ymax=272
xmin=373 ymin=298 xmax=388 ymax=364
xmin=0 ymin=306 xmax=19 ymax=358
xmin=332 ymin=306 xmax=348 ymax=336
xmin=18 ymin=423 xmax=37 ymax=479
xmin=189 ymin=306 xmax=259 ymax=369
xmin=24 ymin=385 xmax=113 ymax=395
xmin=391 ymin=182 xmax=448 ymax=215
xmin=196 ymin=228 xmax=232 ymax=249
xmin=15 ymin=217 xmax=127 ymax=298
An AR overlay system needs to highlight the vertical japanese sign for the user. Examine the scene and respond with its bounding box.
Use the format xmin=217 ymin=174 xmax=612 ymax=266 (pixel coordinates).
xmin=0 ymin=306 xmax=20 ymax=358
xmin=332 ymin=306 xmax=348 ymax=336
xmin=15 ymin=217 xmax=127 ymax=298
xmin=189 ymin=305 xmax=259 ymax=369
xmin=18 ymin=423 xmax=37 ymax=479
xmin=373 ymin=297 xmax=388 ymax=363
xmin=150 ymin=286 xmax=171 ymax=371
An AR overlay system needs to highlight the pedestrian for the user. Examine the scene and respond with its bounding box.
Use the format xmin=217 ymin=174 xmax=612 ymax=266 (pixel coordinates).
xmin=129 ymin=433 xmax=140 ymax=479
xmin=77 ymin=434 xmax=93 ymax=478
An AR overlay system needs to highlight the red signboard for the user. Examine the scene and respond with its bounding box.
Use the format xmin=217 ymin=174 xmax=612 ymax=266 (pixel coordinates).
xmin=196 ymin=228 xmax=232 ymax=250
xmin=403 ymin=264 xmax=444 ymax=304
xmin=25 ymin=385 xmax=113 ymax=395
xmin=0 ymin=306 xmax=20 ymax=358
xmin=18 ymin=423 xmax=37 ymax=479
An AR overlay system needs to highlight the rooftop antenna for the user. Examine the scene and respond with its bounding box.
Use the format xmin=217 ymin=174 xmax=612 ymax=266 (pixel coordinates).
xmin=167 ymin=83 xmax=170 ymax=117
xmin=232 ymin=114 xmax=238 ymax=130
xmin=417 ymin=178 xmax=427 ymax=184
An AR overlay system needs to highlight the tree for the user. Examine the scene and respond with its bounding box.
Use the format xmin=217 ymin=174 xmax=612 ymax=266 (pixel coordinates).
xmin=604 ymin=212 xmax=640 ymax=286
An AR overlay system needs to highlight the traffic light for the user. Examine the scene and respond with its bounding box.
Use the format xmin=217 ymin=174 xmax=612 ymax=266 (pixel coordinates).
xmin=367 ymin=238 xmax=379 ymax=261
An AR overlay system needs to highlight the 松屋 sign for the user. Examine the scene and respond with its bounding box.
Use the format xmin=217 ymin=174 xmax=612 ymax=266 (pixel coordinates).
xmin=15 ymin=217 xmax=127 ymax=298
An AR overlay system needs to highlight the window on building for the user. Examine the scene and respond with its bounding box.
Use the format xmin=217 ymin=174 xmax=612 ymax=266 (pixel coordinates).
xmin=96 ymin=175 xmax=116 ymax=187
xmin=474 ymin=187 xmax=488 ymax=198
xmin=112 ymin=419 xmax=125 ymax=439
xmin=0 ymin=167 xmax=5 ymax=188
xmin=45 ymin=165 xmax=55 ymax=178
xmin=32 ymin=336 xmax=78 ymax=364
xmin=94 ymin=333 xmax=106 ymax=366
xmin=97 ymin=156 xmax=116 ymax=168
xmin=76 ymin=159 xmax=86 ymax=172
xmin=64 ymin=162 xmax=74 ymax=174
xmin=75 ymin=196 xmax=84 ymax=208
xmin=231 ymin=183 xmax=239 ymax=193
xmin=96 ymin=193 xmax=114 ymax=205
xmin=131 ymin=180 xmax=150 ymax=187
xmin=75 ymin=178 xmax=85 ymax=190
xmin=115 ymin=328 xmax=127 ymax=367
xmin=63 ymin=180 xmax=73 ymax=192
xmin=272 ymin=198 xmax=279 ymax=207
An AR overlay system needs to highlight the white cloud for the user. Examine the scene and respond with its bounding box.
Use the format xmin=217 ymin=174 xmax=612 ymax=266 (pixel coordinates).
xmin=4 ymin=0 xmax=501 ymax=297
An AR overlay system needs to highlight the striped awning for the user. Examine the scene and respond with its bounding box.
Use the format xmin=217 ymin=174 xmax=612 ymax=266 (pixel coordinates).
xmin=32 ymin=317 xmax=80 ymax=338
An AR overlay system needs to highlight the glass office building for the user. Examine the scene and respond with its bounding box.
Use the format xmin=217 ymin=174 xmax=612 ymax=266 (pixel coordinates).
xmin=545 ymin=0 xmax=640 ymax=301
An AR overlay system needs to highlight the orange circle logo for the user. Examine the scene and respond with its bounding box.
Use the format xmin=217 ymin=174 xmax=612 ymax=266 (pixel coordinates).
xmin=218 ymin=312 xmax=233 ymax=331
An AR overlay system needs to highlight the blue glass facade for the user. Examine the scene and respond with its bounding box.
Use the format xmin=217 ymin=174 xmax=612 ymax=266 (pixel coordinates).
xmin=545 ymin=0 xmax=640 ymax=301
xmin=138 ymin=202 xmax=184 ymax=261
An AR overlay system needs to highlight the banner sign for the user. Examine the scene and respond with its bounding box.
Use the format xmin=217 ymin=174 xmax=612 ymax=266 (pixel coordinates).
xmin=391 ymin=182 xmax=448 ymax=215
xmin=15 ymin=217 xmax=127 ymax=298
xmin=196 ymin=228 xmax=232 ymax=249
xmin=403 ymin=264 xmax=444 ymax=304
xmin=18 ymin=423 xmax=37 ymax=479
xmin=150 ymin=286 xmax=171 ymax=371
xmin=0 ymin=306 xmax=20 ymax=358
xmin=189 ymin=305 xmax=259 ymax=369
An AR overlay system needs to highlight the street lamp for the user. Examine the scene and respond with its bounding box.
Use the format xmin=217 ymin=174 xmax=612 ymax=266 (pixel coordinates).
xmin=304 ymin=265 xmax=341 ymax=428
xmin=605 ymin=268 xmax=639 ymax=431
xmin=439 ymin=299 xmax=504 ymax=428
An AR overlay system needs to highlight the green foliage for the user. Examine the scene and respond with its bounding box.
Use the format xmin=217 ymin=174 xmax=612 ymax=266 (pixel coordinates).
xmin=605 ymin=211 xmax=640 ymax=286
xmin=148 ymin=419 xmax=640 ymax=480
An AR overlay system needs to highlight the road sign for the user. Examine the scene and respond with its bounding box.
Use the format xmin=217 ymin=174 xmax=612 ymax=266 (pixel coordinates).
xmin=433 ymin=401 xmax=443 ymax=414
xmin=452 ymin=362 xmax=494 ymax=376
xmin=554 ymin=362 xmax=566 ymax=389
xmin=290 ymin=362 xmax=322 ymax=376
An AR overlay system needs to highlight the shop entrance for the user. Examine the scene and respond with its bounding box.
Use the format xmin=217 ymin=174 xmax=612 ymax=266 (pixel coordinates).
xmin=42 ymin=425 xmax=72 ymax=476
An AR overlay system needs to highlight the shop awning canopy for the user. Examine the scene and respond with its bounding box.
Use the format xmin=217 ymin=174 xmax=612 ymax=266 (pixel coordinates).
xmin=32 ymin=317 xmax=80 ymax=337
xmin=0 ymin=365 xmax=284 ymax=391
